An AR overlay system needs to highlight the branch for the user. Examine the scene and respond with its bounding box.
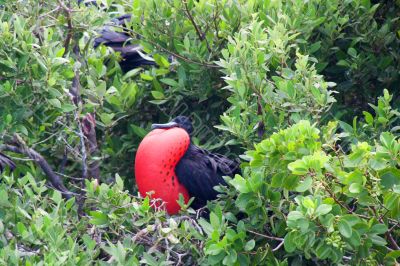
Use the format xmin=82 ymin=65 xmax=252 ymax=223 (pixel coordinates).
xmin=272 ymin=240 xmax=284 ymax=252
xmin=374 ymin=208 xmax=400 ymax=251
xmin=0 ymin=152 xmax=16 ymax=172
xmin=112 ymin=25 xmax=219 ymax=68
xmin=182 ymin=0 xmax=211 ymax=53
xmin=82 ymin=113 xmax=100 ymax=181
xmin=385 ymin=231 xmax=400 ymax=250
xmin=69 ymin=47 xmax=81 ymax=105
xmin=0 ymin=137 xmax=73 ymax=199
xmin=247 ymin=229 xmax=284 ymax=241
xmin=323 ymin=179 xmax=399 ymax=250
xmin=58 ymin=0 xmax=73 ymax=56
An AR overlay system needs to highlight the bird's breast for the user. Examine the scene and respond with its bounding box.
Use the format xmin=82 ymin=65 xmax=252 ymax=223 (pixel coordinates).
xmin=134 ymin=128 xmax=190 ymax=214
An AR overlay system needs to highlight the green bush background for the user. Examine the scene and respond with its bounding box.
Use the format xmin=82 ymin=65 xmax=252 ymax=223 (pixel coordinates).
xmin=0 ymin=0 xmax=399 ymax=265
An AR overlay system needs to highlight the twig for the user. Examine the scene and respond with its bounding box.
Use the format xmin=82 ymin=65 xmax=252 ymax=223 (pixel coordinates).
xmin=272 ymin=240 xmax=284 ymax=252
xmin=247 ymin=229 xmax=284 ymax=241
xmin=388 ymin=221 xmax=400 ymax=233
xmin=58 ymin=0 xmax=73 ymax=57
xmin=112 ymin=25 xmax=219 ymax=68
xmin=182 ymin=0 xmax=211 ymax=53
xmin=77 ymin=115 xmax=89 ymax=181
xmin=0 ymin=136 xmax=73 ymax=199
xmin=321 ymin=180 xmax=352 ymax=213
xmin=372 ymin=207 xmax=400 ymax=251
xmin=59 ymin=147 xmax=68 ymax=174
xmin=81 ymin=113 xmax=100 ymax=181
xmin=385 ymin=232 xmax=400 ymax=250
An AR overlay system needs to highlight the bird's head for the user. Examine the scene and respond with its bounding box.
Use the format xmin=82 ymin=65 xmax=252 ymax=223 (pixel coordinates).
xmin=151 ymin=116 xmax=193 ymax=136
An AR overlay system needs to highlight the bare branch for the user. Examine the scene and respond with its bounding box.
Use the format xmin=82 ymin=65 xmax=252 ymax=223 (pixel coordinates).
xmin=58 ymin=0 xmax=74 ymax=56
xmin=272 ymin=240 xmax=284 ymax=252
xmin=82 ymin=113 xmax=100 ymax=181
xmin=247 ymin=229 xmax=284 ymax=241
xmin=0 ymin=136 xmax=73 ymax=199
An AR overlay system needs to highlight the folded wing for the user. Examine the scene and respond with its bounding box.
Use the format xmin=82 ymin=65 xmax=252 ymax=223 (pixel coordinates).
xmin=175 ymin=145 xmax=240 ymax=209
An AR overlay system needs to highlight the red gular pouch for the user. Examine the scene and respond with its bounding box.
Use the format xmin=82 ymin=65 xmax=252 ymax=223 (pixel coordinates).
xmin=135 ymin=127 xmax=190 ymax=214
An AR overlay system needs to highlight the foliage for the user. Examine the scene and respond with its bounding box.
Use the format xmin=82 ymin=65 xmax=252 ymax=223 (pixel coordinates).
xmin=225 ymin=109 xmax=400 ymax=264
xmin=0 ymin=0 xmax=399 ymax=265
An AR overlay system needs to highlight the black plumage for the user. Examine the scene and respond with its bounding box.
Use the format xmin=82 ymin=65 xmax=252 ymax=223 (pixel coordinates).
xmin=151 ymin=116 xmax=240 ymax=209
xmin=93 ymin=14 xmax=156 ymax=72
xmin=0 ymin=152 xmax=16 ymax=173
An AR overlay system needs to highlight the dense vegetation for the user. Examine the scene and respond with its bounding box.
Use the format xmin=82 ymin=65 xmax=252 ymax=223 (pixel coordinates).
xmin=0 ymin=0 xmax=399 ymax=265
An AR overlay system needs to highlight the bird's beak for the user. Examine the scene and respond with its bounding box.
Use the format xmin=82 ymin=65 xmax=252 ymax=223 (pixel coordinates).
xmin=151 ymin=121 xmax=178 ymax=130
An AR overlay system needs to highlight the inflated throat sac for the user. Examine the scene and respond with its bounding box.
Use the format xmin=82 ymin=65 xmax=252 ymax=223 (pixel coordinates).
xmin=135 ymin=127 xmax=190 ymax=214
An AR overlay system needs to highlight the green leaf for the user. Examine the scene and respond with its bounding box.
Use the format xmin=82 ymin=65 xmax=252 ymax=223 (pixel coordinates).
xmin=347 ymin=47 xmax=357 ymax=57
xmin=244 ymin=239 xmax=255 ymax=251
xmin=99 ymin=113 xmax=114 ymax=126
xmin=49 ymin=98 xmax=61 ymax=108
xmin=349 ymin=183 xmax=362 ymax=194
xmin=370 ymin=235 xmax=387 ymax=246
xmin=153 ymin=54 xmax=170 ymax=68
xmin=230 ymin=174 xmax=250 ymax=193
xmin=61 ymin=103 xmax=76 ymax=113
xmin=380 ymin=168 xmax=400 ymax=189
xmin=151 ymin=91 xmax=165 ymax=100
xmin=89 ymin=211 xmax=108 ymax=226
xmin=140 ymin=73 xmax=153 ymax=81
xmin=363 ymin=111 xmax=374 ymax=125
xmin=51 ymin=190 xmax=62 ymax=204
xmin=338 ymin=219 xmax=352 ymax=238
xmin=288 ymin=159 xmax=308 ymax=175
xmin=315 ymin=242 xmax=331 ymax=259
xmin=55 ymin=47 xmax=65 ymax=57
xmin=370 ymin=224 xmax=388 ymax=234
xmin=284 ymin=231 xmax=297 ymax=253
xmin=385 ymin=250 xmax=400 ymax=259
xmin=340 ymin=215 xmax=361 ymax=226
xmin=130 ymin=124 xmax=148 ymax=138
xmin=315 ymin=204 xmax=332 ymax=217
xmin=17 ymin=222 xmax=28 ymax=236
xmin=122 ymin=68 xmax=142 ymax=80
xmin=223 ymin=250 xmax=237 ymax=265
xmin=160 ymin=78 xmax=179 ymax=87
xmin=295 ymin=176 xmax=312 ymax=192
xmin=210 ymin=212 xmax=220 ymax=229
xmin=347 ymin=230 xmax=361 ymax=247
xmin=198 ymin=219 xmax=213 ymax=236
xmin=287 ymin=211 xmax=304 ymax=222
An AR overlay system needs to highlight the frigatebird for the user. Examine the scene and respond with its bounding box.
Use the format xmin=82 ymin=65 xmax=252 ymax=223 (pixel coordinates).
xmin=93 ymin=14 xmax=156 ymax=72
xmin=135 ymin=116 xmax=240 ymax=214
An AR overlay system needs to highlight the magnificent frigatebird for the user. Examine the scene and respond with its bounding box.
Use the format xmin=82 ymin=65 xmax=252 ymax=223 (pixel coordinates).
xmin=135 ymin=116 xmax=240 ymax=214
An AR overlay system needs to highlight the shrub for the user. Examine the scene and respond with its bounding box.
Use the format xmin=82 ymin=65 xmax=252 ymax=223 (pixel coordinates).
xmin=0 ymin=0 xmax=399 ymax=265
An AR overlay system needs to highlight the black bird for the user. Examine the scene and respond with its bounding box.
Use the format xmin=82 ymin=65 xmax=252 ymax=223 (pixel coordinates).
xmin=93 ymin=14 xmax=156 ymax=72
xmin=135 ymin=116 xmax=240 ymax=214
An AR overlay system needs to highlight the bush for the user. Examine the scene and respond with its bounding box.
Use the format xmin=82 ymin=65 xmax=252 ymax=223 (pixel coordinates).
xmin=0 ymin=0 xmax=399 ymax=265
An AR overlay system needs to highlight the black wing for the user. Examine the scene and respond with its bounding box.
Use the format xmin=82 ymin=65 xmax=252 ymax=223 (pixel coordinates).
xmin=0 ymin=152 xmax=15 ymax=173
xmin=93 ymin=14 xmax=155 ymax=71
xmin=175 ymin=144 xmax=240 ymax=209
xmin=93 ymin=14 xmax=133 ymax=48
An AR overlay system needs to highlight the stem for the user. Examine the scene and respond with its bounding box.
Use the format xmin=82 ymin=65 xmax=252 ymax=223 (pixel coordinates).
xmin=0 ymin=138 xmax=73 ymax=199
xmin=182 ymin=0 xmax=211 ymax=53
